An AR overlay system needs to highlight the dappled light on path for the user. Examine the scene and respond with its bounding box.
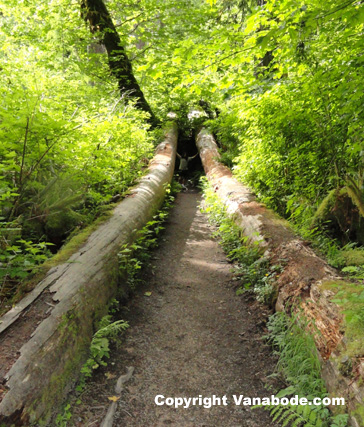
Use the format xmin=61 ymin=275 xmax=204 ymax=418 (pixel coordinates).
xmin=71 ymin=191 xmax=278 ymax=426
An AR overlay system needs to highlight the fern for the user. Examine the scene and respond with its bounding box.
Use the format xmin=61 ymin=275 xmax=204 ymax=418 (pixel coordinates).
xmin=265 ymin=312 xmax=349 ymax=427
xmin=81 ymin=316 xmax=129 ymax=377
xmin=261 ymin=403 xmax=326 ymax=427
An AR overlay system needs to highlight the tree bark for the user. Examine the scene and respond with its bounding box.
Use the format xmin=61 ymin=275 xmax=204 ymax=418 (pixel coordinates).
xmin=81 ymin=0 xmax=158 ymax=127
xmin=0 ymin=124 xmax=177 ymax=425
xmin=196 ymin=127 xmax=364 ymax=427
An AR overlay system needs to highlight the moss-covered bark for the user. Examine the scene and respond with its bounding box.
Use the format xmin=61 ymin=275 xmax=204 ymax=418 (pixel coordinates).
xmin=0 ymin=124 xmax=177 ymax=425
xmin=81 ymin=0 xmax=158 ymax=127
xmin=196 ymin=127 xmax=364 ymax=427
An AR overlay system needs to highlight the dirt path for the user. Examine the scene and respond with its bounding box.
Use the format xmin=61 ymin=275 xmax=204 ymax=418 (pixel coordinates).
xmin=71 ymin=190 xmax=278 ymax=427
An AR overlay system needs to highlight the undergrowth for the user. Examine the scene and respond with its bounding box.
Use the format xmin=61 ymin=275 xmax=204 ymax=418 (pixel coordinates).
xmin=292 ymin=224 xmax=364 ymax=283
xmin=118 ymin=181 xmax=179 ymax=290
xmin=265 ymin=312 xmax=348 ymax=427
xmin=321 ymin=280 xmax=364 ymax=359
xmin=55 ymin=181 xmax=179 ymax=426
xmin=200 ymin=177 xmax=278 ymax=306
xmin=0 ymin=207 xmax=116 ymax=317
xmin=56 ymin=306 xmax=129 ymax=427
xmin=80 ymin=314 xmax=129 ymax=379
xmin=0 ymin=238 xmax=53 ymax=309
xmin=200 ymin=177 xmax=348 ymax=427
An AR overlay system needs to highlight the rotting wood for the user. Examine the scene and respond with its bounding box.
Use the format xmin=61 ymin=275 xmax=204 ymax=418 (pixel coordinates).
xmin=0 ymin=123 xmax=177 ymax=426
xmin=196 ymin=127 xmax=364 ymax=427
xmin=0 ymin=264 xmax=70 ymax=335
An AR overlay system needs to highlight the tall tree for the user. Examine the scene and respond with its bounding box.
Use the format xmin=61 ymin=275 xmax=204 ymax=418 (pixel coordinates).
xmin=81 ymin=0 xmax=158 ymax=126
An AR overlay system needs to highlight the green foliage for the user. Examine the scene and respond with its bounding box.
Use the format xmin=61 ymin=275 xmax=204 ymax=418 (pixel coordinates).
xmin=4 ymin=0 xmax=363 ymax=321
xmin=0 ymin=0 xmax=156 ymax=309
xmin=331 ymin=415 xmax=350 ymax=427
xmin=208 ymin=0 xmax=364 ymax=248
xmin=268 ymin=312 xmax=326 ymax=397
xmin=201 ymin=177 xmax=279 ymax=305
xmin=118 ymin=183 xmax=178 ymax=289
xmin=235 ymin=260 xmax=282 ymax=306
xmin=2 ymin=0 xmax=361 ymax=423
xmin=81 ymin=316 xmax=129 ymax=378
xmin=55 ymin=404 xmax=72 ymax=427
xmin=267 ymin=403 xmax=348 ymax=427
xmin=0 ymin=236 xmax=53 ymax=307
xmin=2 ymin=0 xmax=364 ymax=255
xmin=322 ymin=280 xmax=364 ymax=358
xmin=266 ymin=312 xmax=348 ymax=427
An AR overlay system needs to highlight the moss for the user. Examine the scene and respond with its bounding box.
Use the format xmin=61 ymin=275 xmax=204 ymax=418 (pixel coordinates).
xmin=45 ymin=209 xmax=87 ymax=243
xmin=0 ymin=207 xmax=115 ymax=316
xmin=25 ymin=303 xmax=95 ymax=425
xmin=352 ymin=404 xmax=364 ymax=426
xmin=28 ymin=343 xmax=87 ymax=426
xmin=43 ymin=207 xmax=115 ymax=269
xmin=338 ymin=355 xmax=353 ymax=377
xmin=59 ymin=312 xmax=75 ymax=331
xmin=319 ymin=279 xmax=354 ymax=292
xmin=346 ymin=179 xmax=364 ymax=218
xmin=340 ymin=249 xmax=364 ymax=267
xmin=357 ymin=375 xmax=364 ymax=388
xmin=311 ymin=188 xmax=338 ymax=228
xmin=311 ymin=187 xmax=364 ymax=244
xmin=320 ymin=280 xmax=364 ymax=358
xmin=27 ymin=258 xmax=125 ymax=424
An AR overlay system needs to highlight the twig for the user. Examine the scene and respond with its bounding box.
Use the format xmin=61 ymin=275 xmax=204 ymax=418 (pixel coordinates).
xmin=314 ymin=0 xmax=358 ymax=21
xmin=130 ymin=45 xmax=153 ymax=61
xmin=197 ymin=45 xmax=254 ymax=72
xmin=45 ymin=302 xmax=56 ymax=307
xmin=121 ymin=408 xmax=134 ymax=418
xmin=115 ymin=12 xmax=144 ymax=27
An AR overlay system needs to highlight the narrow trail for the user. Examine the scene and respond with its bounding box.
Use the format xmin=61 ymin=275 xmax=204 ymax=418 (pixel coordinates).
xmin=72 ymin=190 xmax=278 ymax=427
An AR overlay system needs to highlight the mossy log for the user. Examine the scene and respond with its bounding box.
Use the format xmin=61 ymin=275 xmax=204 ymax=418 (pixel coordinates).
xmin=0 ymin=124 xmax=177 ymax=426
xmin=311 ymin=186 xmax=364 ymax=245
xmin=196 ymin=128 xmax=364 ymax=427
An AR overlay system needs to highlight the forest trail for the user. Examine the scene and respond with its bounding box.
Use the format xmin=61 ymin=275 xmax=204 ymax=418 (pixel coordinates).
xmin=71 ymin=190 xmax=278 ymax=427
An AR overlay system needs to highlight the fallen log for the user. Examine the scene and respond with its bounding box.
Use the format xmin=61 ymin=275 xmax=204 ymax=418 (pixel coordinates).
xmin=0 ymin=124 xmax=177 ymax=426
xmin=196 ymin=127 xmax=364 ymax=427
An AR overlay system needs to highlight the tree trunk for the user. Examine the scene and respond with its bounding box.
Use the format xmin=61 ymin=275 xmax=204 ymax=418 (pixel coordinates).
xmin=81 ymin=0 xmax=158 ymax=127
xmin=196 ymin=127 xmax=364 ymax=427
xmin=0 ymin=124 xmax=177 ymax=425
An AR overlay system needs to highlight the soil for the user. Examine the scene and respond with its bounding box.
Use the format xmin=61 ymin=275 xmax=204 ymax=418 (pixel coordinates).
xmin=68 ymin=190 xmax=280 ymax=427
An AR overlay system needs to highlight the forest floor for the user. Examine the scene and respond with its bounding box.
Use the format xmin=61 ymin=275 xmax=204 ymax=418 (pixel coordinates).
xmin=68 ymin=189 xmax=280 ymax=427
